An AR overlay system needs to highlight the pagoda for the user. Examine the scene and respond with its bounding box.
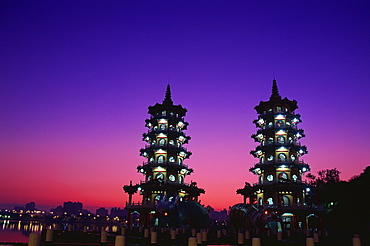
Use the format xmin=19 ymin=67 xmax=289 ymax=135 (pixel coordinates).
xmin=237 ymin=79 xmax=323 ymax=230
xmin=123 ymin=85 xmax=205 ymax=227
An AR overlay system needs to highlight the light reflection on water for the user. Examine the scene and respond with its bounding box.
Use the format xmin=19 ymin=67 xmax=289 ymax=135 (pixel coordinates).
xmin=0 ymin=220 xmax=46 ymax=243
xmin=0 ymin=220 xmax=120 ymax=243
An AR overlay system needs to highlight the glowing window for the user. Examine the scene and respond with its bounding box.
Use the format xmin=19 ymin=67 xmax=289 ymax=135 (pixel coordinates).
xmin=268 ymin=137 xmax=274 ymax=144
xmin=157 ymin=155 xmax=165 ymax=163
xmin=155 ymin=172 xmax=164 ymax=181
xmin=276 ymin=106 xmax=282 ymax=112
xmin=267 ymin=174 xmax=274 ymax=182
xmin=169 ymin=175 xmax=175 ymax=182
xmin=277 ymin=136 xmax=285 ymax=144
xmin=169 ymin=156 xmax=175 ymax=162
xmin=291 ymin=155 xmax=296 ymax=161
xmin=292 ymin=174 xmax=298 ymax=181
xmin=159 ymin=138 xmax=166 ymax=146
xmin=278 ymin=153 xmax=287 ymax=161
xmin=267 ymin=155 xmax=274 ymax=161
xmin=267 ymin=197 xmax=274 ymax=205
xmin=278 ymin=172 xmax=288 ymax=180
xmin=169 ymin=140 xmax=174 ymax=145
xmin=276 ymin=120 xmax=284 ymax=127
xmin=160 ymin=124 xmax=166 ymax=130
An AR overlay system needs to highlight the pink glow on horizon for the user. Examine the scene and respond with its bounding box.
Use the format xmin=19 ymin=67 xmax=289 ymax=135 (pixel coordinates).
xmin=1 ymin=1 xmax=369 ymax=211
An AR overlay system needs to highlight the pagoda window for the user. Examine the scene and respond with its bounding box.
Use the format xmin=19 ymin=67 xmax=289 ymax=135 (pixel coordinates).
xmin=169 ymin=174 xmax=176 ymax=182
xmin=155 ymin=172 xmax=164 ymax=181
xmin=288 ymin=137 xmax=293 ymax=143
xmin=157 ymin=155 xmax=165 ymax=163
xmin=277 ymin=136 xmax=285 ymax=144
xmin=268 ymin=137 xmax=274 ymax=144
xmin=292 ymin=174 xmax=298 ymax=182
xmin=276 ymin=120 xmax=284 ymax=127
xmin=154 ymin=126 xmax=158 ymax=130
xmin=268 ymin=108 xmax=273 ymax=112
xmin=285 ymin=108 xmax=288 ymax=112
xmin=282 ymin=196 xmax=290 ymax=206
xmin=147 ymin=175 xmax=152 ymax=180
xmin=268 ymin=122 xmax=273 ymax=128
xmin=258 ymin=198 xmax=263 ymax=205
xmin=267 ymin=174 xmax=274 ymax=182
xmin=149 ymin=157 xmax=154 ymax=162
xmin=278 ymin=153 xmax=287 ymax=161
xmin=276 ymin=106 xmax=282 ymax=112
xmin=169 ymin=156 xmax=175 ymax=162
xmin=154 ymin=195 xmax=161 ymax=202
xmin=170 ymin=112 xmax=174 ymax=116
xmin=278 ymin=172 xmax=288 ymax=181
xmin=162 ymin=110 xmax=166 ymax=116
xmin=286 ymin=121 xmax=291 ymax=126
xmin=169 ymin=140 xmax=174 ymax=145
xmin=291 ymin=155 xmax=296 ymax=161
xmin=160 ymin=124 xmax=166 ymax=130
xmin=159 ymin=138 xmax=166 ymax=146
xmin=267 ymin=155 xmax=274 ymax=162
xmin=267 ymin=197 xmax=274 ymax=205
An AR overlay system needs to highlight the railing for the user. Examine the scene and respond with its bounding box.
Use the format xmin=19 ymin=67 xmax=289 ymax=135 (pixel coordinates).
xmin=252 ymin=180 xmax=309 ymax=186
xmin=254 ymin=159 xmax=306 ymax=165
xmin=138 ymin=180 xmax=200 ymax=188
xmin=141 ymin=161 xmax=189 ymax=169
xmin=257 ymin=142 xmax=302 ymax=147
xmin=143 ymin=144 xmax=188 ymax=151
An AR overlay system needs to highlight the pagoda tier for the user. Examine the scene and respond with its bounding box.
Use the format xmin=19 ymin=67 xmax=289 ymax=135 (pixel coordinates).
xmin=124 ymin=85 xmax=205 ymax=214
xmin=237 ymin=79 xmax=312 ymax=208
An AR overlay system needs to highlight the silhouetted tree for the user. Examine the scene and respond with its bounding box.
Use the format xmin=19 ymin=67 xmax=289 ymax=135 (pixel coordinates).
xmin=322 ymin=166 xmax=370 ymax=232
xmin=307 ymin=168 xmax=341 ymax=187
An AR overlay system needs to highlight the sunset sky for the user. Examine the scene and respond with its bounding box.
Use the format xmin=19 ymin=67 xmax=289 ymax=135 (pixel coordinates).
xmin=1 ymin=0 xmax=369 ymax=211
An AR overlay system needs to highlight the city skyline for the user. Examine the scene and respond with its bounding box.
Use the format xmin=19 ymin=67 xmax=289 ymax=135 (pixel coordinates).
xmin=1 ymin=1 xmax=369 ymax=211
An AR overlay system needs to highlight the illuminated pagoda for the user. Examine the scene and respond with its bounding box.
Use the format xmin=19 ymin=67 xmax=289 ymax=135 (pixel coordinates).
xmin=237 ymin=79 xmax=322 ymax=230
xmin=123 ymin=85 xmax=205 ymax=227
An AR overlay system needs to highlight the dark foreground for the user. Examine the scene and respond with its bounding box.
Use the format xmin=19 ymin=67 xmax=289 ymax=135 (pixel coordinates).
xmin=1 ymin=226 xmax=369 ymax=246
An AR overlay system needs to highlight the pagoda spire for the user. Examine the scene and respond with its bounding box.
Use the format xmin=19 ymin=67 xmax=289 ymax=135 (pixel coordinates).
xmin=270 ymin=79 xmax=281 ymax=99
xmin=163 ymin=84 xmax=173 ymax=104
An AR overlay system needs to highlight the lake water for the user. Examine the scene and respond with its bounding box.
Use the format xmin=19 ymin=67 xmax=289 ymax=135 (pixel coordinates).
xmin=0 ymin=220 xmax=43 ymax=243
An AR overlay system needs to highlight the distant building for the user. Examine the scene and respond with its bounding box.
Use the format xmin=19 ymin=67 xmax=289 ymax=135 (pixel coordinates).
xmin=207 ymin=206 xmax=228 ymax=222
xmin=110 ymin=207 xmax=126 ymax=218
xmin=96 ymin=207 xmax=108 ymax=217
xmin=50 ymin=206 xmax=64 ymax=215
xmin=25 ymin=202 xmax=35 ymax=211
xmin=13 ymin=206 xmax=25 ymax=212
xmin=63 ymin=201 xmax=83 ymax=216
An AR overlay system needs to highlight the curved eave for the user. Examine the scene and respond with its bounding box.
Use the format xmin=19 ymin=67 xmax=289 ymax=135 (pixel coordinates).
xmin=254 ymin=97 xmax=298 ymax=114
xmin=148 ymin=103 xmax=187 ymax=117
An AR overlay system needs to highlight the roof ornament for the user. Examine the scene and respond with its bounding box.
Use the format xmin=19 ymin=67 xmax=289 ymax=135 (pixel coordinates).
xmin=270 ymin=79 xmax=281 ymax=99
xmin=163 ymin=84 xmax=173 ymax=104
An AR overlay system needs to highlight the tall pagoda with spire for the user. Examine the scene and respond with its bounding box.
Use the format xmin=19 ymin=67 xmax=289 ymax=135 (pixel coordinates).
xmin=123 ymin=85 xmax=205 ymax=227
xmin=237 ymin=79 xmax=322 ymax=230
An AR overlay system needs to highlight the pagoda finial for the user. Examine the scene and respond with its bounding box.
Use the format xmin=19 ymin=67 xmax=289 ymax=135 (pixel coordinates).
xmin=270 ymin=79 xmax=281 ymax=99
xmin=163 ymin=84 xmax=173 ymax=104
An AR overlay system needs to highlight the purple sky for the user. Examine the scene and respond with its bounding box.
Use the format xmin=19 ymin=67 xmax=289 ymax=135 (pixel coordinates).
xmin=1 ymin=0 xmax=369 ymax=211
